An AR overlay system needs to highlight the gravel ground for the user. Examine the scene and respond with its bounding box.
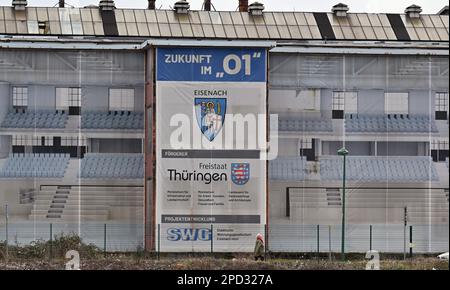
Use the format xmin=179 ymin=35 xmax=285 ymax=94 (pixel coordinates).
xmin=0 ymin=256 xmax=448 ymax=270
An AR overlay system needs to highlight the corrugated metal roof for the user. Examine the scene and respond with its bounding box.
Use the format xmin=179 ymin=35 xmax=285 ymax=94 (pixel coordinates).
xmin=0 ymin=7 xmax=448 ymax=42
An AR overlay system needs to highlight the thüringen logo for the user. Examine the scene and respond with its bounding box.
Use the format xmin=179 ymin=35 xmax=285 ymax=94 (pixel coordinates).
xmin=167 ymin=228 xmax=212 ymax=241
xmin=231 ymin=163 xmax=250 ymax=185
xmin=194 ymin=98 xmax=227 ymax=142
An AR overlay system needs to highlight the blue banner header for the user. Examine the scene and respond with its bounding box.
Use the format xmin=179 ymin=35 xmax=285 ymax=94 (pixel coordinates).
xmin=157 ymin=47 xmax=266 ymax=82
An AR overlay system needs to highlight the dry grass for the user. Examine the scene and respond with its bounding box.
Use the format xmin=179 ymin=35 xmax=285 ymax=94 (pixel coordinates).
xmin=1 ymin=236 xmax=447 ymax=270
xmin=0 ymin=256 xmax=447 ymax=270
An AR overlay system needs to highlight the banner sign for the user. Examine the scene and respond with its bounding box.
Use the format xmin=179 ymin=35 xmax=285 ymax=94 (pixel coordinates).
xmin=156 ymin=47 xmax=267 ymax=252
xmin=157 ymin=47 xmax=266 ymax=82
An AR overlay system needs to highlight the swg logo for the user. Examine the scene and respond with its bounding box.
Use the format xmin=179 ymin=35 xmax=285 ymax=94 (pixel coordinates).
xmin=167 ymin=228 xmax=211 ymax=241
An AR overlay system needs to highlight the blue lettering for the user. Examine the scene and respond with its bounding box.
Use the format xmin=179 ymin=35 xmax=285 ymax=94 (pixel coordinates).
xmin=167 ymin=228 xmax=212 ymax=241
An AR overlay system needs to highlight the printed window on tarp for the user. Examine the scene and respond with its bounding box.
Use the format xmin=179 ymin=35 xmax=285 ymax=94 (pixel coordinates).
xmin=267 ymin=52 xmax=449 ymax=254
xmin=0 ymin=49 xmax=145 ymax=252
xmin=12 ymin=87 xmax=28 ymax=108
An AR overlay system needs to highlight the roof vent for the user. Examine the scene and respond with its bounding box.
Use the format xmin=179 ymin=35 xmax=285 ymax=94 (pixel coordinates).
xmin=12 ymin=0 xmax=27 ymax=11
xmin=38 ymin=21 xmax=49 ymax=34
xmin=174 ymin=0 xmax=190 ymax=14
xmin=405 ymin=4 xmax=422 ymax=18
xmin=332 ymin=3 xmax=349 ymax=17
xmin=99 ymin=0 xmax=115 ymax=11
xmin=248 ymin=2 xmax=264 ymax=16
xmin=437 ymin=5 xmax=449 ymax=15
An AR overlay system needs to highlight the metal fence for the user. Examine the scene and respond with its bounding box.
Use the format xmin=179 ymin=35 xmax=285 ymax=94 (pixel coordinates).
xmin=0 ymin=220 xmax=448 ymax=255
xmin=268 ymin=224 xmax=449 ymax=254
xmin=0 ymin=221 xmax=144 ymax=252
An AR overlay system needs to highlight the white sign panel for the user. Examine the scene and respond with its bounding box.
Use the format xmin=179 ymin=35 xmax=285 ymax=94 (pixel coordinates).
xmin=156 ymin=47 xmax=267 ymax=252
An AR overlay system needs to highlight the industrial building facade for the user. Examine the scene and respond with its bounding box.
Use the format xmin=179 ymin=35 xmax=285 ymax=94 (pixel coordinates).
xmin=0 ymin=0 xmax=448 ymax=253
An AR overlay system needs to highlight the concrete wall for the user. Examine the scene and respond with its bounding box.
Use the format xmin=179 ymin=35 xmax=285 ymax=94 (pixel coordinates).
xmin=269 ymin=54 xmax=449 ymax=118
xmin=28 ymin=85 xmax=55 ymax=110
xmin=0 ymin=83 xmax=9 ymax=122
xmin=83 ymin=86 xmax=109 ymax=112
xmin=357 ymin=89 xmax=385 ymax=115
xmin=90 ymin=138 xmax=143 ymax=153
xmin=320 ymin=89 xmax=333 ymax=118
xmin=83 ymin=86 xmax=144 ymax=112
xmin=0 ymin=85 xmax=144 ymax=112
xmin=0 ymin=180 xmax=35 ymax=217
xmin=409 ymin=90 xmax=433 ymax=116
xmin=324 ymin=141 xmax=372 ymax=156
xmin=0 ymin=136 xmax=11 ymax=158
xmin=0 ymin=83 xmax=10 ymax=157
xmin=0 ymin=50 xmax=145 ymax=87
xmin=377 ymin=142 xmax=420 ymax=156
xmin=278 ymin=138 xmax=298 ymax=156
xmin=271 ymin=88 xmax=438 ymax=117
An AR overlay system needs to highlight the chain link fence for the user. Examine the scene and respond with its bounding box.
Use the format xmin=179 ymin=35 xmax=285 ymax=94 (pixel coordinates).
xmin=0 ymin=220 xmax=448 ymax=257
xmin=268 ymin=224 xmax=449 ymax=254
xmin=0 ymin=221 xmax=144 ymax=253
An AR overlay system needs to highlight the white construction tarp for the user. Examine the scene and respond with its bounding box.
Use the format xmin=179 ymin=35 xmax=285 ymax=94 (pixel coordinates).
xmin=155 ymin=47 xmax=267 ymax=252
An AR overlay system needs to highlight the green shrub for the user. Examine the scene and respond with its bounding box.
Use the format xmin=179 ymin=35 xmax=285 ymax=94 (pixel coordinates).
xmin=0 ymin=233 xmax=101 ymax=260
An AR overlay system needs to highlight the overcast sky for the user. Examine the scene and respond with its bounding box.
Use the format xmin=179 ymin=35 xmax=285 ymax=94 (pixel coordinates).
xmin=0 ymin=0 xmax=447 ymax=14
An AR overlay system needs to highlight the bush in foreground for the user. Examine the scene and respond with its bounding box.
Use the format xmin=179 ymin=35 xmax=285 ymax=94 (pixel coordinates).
xmin=0 ymin=233 xmax=100 ymax=260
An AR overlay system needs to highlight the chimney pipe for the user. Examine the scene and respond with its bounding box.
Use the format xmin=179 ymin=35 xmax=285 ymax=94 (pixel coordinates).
xmin=148 ymin=0 xmax=156 ymax=9
xmin=59 ymin=0 xmax=64 ymax=7
xmin=239 ymin=0 xmax=249 ymax=12
xmin=204 ymin=0 xmax=211 ymax=11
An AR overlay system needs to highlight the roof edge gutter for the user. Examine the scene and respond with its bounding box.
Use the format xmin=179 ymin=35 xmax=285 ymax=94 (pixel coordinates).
xmin=271 ymin=45 xmax=449 ymax=56
xmin=0 ymin=37 xmax=277 ymax=50
xmin=1 ymin=37 xmax=446 ymax=55
xmin=0 ymin=38 xmax=143 ymax=50
xmin=139 ymin=39 xmax=277 ymax=49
